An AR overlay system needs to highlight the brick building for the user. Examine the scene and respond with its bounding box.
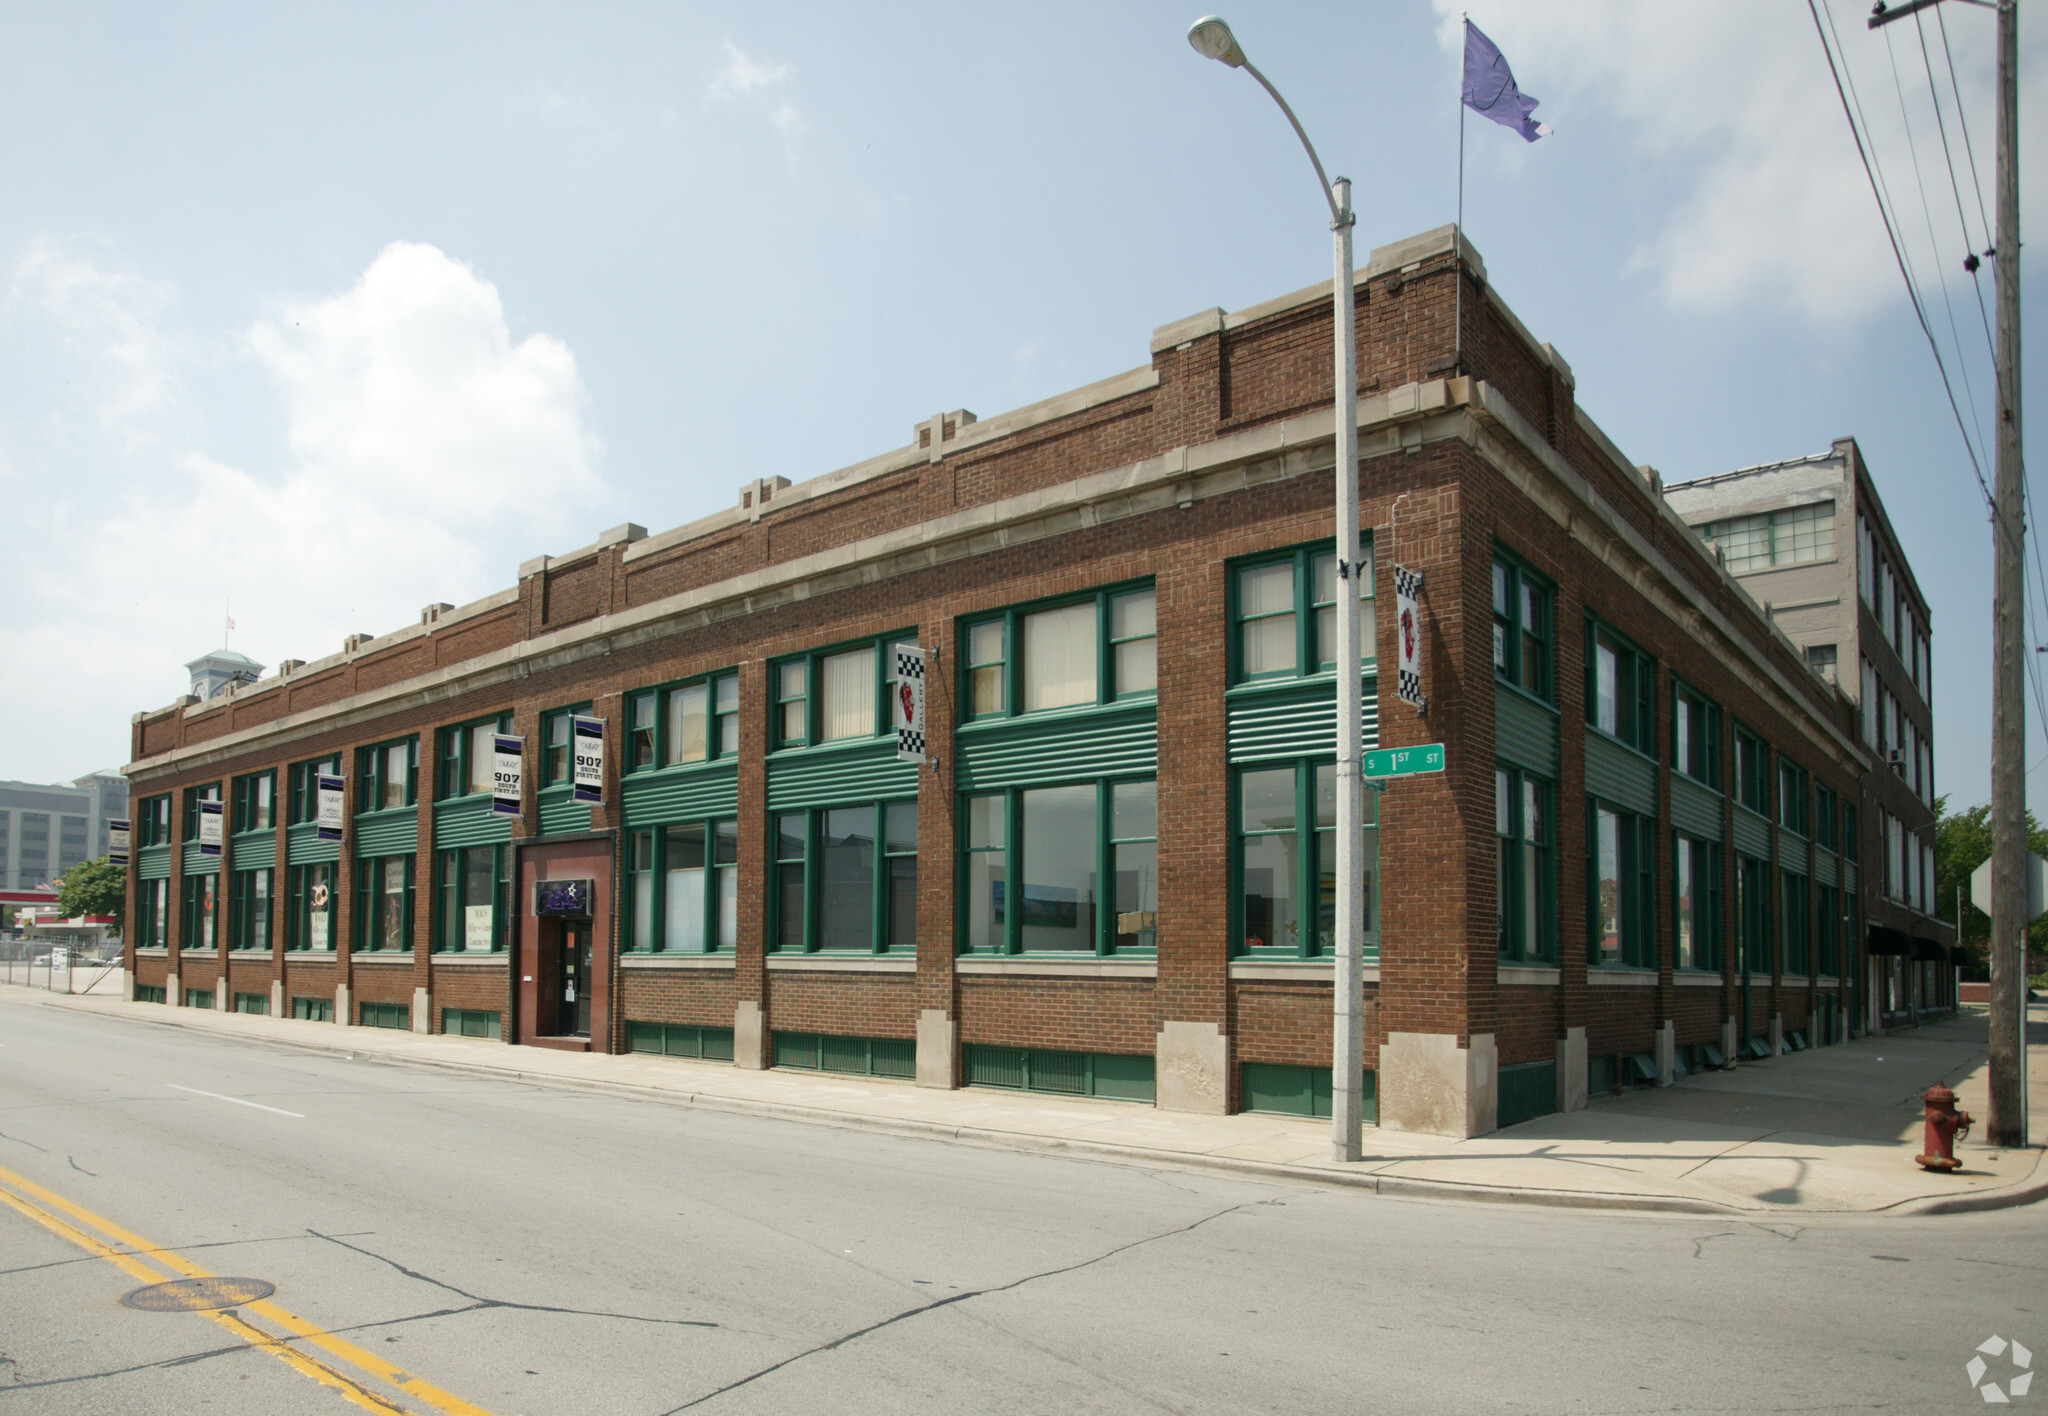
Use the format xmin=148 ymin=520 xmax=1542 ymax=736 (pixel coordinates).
xmin=1665 ymin=444 xmax=1957 ymax=1029
xmin=122 ymin=224 xmax=1876 ymax=1137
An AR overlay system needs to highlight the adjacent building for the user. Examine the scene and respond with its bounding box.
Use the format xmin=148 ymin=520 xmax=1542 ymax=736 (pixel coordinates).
xmin=0 ymin=772 xmax=128 ymax=892
xmin=122 ymin=224 xmax=1887 ymax=1136
xmin=1665 ymin=444 xmax=1954 ymax=1030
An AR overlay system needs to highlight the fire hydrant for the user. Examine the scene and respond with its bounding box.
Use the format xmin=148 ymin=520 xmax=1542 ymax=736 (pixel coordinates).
xmin=1915 ymin=1084 xmax=1972 ymax=1172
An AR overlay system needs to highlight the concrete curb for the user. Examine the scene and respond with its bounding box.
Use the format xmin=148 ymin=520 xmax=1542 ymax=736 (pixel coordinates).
xmin=25 ymin=993 xmax=2044 ymax=1219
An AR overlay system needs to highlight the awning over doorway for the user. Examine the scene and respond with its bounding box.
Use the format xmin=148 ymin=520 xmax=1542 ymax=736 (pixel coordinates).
xmin=1913 ymin=936 xmax=1949 ymax=963
xmin=1866 ymin=925 xmax=1913 ymax=956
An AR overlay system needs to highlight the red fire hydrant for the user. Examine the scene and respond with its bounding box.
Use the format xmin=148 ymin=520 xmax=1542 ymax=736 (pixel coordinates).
xmin=1915 ymin=1084 xmax=1973 ymax=1172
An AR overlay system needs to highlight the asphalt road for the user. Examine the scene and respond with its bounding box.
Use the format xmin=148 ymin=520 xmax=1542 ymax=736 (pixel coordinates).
xmin=0 ymin=992 xmax=2040 ymax=1415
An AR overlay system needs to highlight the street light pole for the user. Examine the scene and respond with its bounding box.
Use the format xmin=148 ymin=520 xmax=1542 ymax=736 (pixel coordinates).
xmin=1188 ymin=16 xmax=1367 ymax=1161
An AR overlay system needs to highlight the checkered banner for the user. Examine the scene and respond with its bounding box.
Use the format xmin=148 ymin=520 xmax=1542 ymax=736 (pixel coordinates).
xmin=1394 ymin=564 xmax=1427 ymax=711
xmin=894 ymin=644 xmax=928 ymax=762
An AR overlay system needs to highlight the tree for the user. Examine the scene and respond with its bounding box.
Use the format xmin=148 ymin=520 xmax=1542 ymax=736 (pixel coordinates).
xmin=55 ymin=857 xmax=125 ymax=922
xmin=1933 ymin=796 xmax=2048 ymax=972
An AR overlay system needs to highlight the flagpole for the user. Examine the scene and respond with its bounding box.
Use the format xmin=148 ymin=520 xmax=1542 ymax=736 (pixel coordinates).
xmin=1456 ymin=15 xmax=1467 ymax=374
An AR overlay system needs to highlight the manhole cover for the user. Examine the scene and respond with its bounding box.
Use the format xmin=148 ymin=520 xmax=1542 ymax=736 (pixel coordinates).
xmin=122 ymin=1277 xmax=275 ymax=1312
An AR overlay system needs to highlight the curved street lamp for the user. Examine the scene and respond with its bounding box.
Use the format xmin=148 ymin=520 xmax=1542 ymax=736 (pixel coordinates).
xmin=1188 ymin=16 xmax=1367 ymax=1164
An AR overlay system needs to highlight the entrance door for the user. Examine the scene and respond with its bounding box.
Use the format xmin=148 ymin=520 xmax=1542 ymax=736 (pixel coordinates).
xmin=555 ymin=923 xmax=591 ymax=1037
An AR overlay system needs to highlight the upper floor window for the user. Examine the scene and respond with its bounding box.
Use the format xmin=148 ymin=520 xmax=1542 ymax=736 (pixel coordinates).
xmin=1697 ymin=500 xmax=1835 ymax=573
xmin=1230 ymin=544 xmax=1373 ymax=687
xmin=181 ymin=782 xmax=221 ymax=838
xmin=1588 ymin=623 xmax=1654 ymax=754
xmin=1492 ymin=553 xmax=1551 ymax=701
xmin=288 ymin=755 xmax=342 ymax=824
xmin=1496 ymin=766 xmax=1554 ymax=964
xmin=776 ymin=634 xmax=916 ymax=748
xmin=1804 ymin=643 xmax=1838 ymax=686
xmin=627 ymin=672 xmax=738 ymax=771
xmin=1860 ymin=659 xmax=1879 ymax=746
xmin=358 ymin=737 xmax=418 ymax=813
xmin=966 ymin=584 xmax=1159 ymax=720
xmin=1814 ymin=786 xmax=1838 ymax=852
xmin=1672 ymin=682 xmax=1721 ymax=789
xmin=1778 ymin=759 xmax=1809 ymax=835
xmin=1857 ymin=515 xmax=1877 ymax=606
xmin=1734 ymin=728 xmax=1768 ymax=814
xmin=231 ymin=772 xmax=275 ymax=834
xmin=1842 ymin=803 xmax=1859 ymax=862
xmin=438 ymin=713 xmax=513 ymax=799
xmin=135 ymin=794 xmax=172 ymax=848
xmin=542 ymin=703 xmax=594 ymax=785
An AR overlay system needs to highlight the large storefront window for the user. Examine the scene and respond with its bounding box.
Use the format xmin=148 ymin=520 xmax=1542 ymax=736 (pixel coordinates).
xmin=287 ymin=863 xmax=336 ymax=951
xmin=771 ymin=802 xmax=915 ymax=954
xmin=137 ymin=878 xmax=168 ymax=948
xmin=963 ymin=782 xmax=1154 ymax=956
xmin=354 ymin=855 xmax=414 ymax=951
xmin=1590 ymin=803 xmax=1653 ymax=968
xmin=1232 ymin=763 xmax=1375 ymax=959
xmin=1782 ymin=871 xmax=1811 ymax=977
xmin=435 ymin=845 xmax=507 ymax=952
xmin=229 ymin=868 xmax=271 ymax=951
xmin=626 ymin=820 xmax=739 ymax=953
xmin=1674 ymin=833 xmax=1721 ymax=972
xmin=181 ymin=875 xmax=217 ymax=952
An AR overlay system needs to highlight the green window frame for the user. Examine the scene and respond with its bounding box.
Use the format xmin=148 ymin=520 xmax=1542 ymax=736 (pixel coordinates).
xmin=180 ymin=875 xmax=218 ymax=952
xmin=1230 ymin=762 xmax=1375 ymax=959
xmin=1734 ymin=726 xmax=1768 ymax=814
xmin=288 ymin=755 xmax=342 ymax=824
xmin=359 ymin=1001 xmax=409 ymax=1030
xmin=773 ymin=633 xmax=919 ymax=749
xmin=1782 ymin=870 xmax=1811 ymax=976
xmin=1697 ymin=501 xmax=1836 ymax=572
xmin=1228 ymin=543 xmax=1373 ymax=688
xmin=541 ymin=702 xmax=595 ymax=785
xmin=769 ymin=801 xmax=917 ymax=954
xmin=626 ymin=818 xmax=741 ymax=953
xmin=1587 ymin=619 xmax=1655 ymax=754
xmin=1493 ymin=550 xmax=1553 ymax=702
xmin=433 ymin=845 xmax=507 ymax=952
xmin=285 ymin=862 xmax=337 ymax=952
xmin=1817 ymin=882 xmax=1841 ymax=977
xmin=438 ymin=713 xmax=513 ymax=800
xmin=136 ymin=877 xmax=168 ymax=948
xmin=963 ymin=779 xmax=1158 ymax=957
xmin=229 ymin=867 xmax=272 ymax=951
xmin=135 ymin=794 xmax=173 ymax=848
xmin=181 ymin=782 xmax=222 ymax=839
xmin=1672 ymin=681 xmax=1721 ymax=789
xmin=1496 ymin=765 xmax=1555 ymax=963
xmin=1814 ymin=787 xmax=1838 ymax=852
xmin=357 ymin=737 xmax=418 ymax=814
xmin=1735 ymin=854 xmax=1771 ymax=978
xmin=1842 ymin=803 xmax=1859 ymax=862
xmin=1778 ymin=759 xmax=1809 ymax=836
xmin=231 ymin=772 xmax=275 ymax=835
xmin=962 ymin=581 xmax=1159 ymax=721
xmin=1674 ymin=832 xmax=1722 ymax=972
xmin=1589 ymin=800 xmax=1654 ymax=969
xmin=625 ymin=672 xmax=739 ymax=773
xmin=292 ymin=996 xmax=333 ymax=1022
xmin=353 ymin=855 xmax=414 ymax=952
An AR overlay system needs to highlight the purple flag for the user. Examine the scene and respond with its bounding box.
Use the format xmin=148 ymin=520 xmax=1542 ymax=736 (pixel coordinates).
xmin=1462 ymin=21 xmax=1550 ymax=143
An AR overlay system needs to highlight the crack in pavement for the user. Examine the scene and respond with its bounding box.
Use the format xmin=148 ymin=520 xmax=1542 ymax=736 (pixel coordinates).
xmin=0 ymin=1131 xmax=49 ymax=1155
xmin=658 ymin=1197 xmax=1267 ymax=1414
xmin=0 ymin=1339 xmax=257 ymax=1395
xmin=0 ymin=1228 xmax=381 ymax=1280
xmin=308 ymin=1231 xmax=719 ymax=1329
xmin=66 ymin=1156 xmax=95 ymax=1178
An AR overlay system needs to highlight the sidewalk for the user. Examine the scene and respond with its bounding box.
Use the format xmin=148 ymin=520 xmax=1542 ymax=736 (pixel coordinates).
xmin=11 ymin=986 xmax=2045 ymax=1217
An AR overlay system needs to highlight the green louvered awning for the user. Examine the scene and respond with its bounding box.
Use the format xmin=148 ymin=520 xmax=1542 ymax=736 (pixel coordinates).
xmin=1225 ymin=680 xmax=1377 ymax=767
xmin=768 ymin=740 xmax=918 ymax=811
xmin=622 ymin=764 xmax=741 ymax=828
xmin=957 ymin=705 xmax=1157 ymax=792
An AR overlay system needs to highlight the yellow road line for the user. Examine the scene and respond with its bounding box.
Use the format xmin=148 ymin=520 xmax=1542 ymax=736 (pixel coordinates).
xmin=0 ymin=1162 xmax=495 ymax=1416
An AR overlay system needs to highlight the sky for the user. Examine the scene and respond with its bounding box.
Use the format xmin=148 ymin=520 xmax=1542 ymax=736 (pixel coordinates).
xmin=0 ymin=1 xmax=2042 ymax=815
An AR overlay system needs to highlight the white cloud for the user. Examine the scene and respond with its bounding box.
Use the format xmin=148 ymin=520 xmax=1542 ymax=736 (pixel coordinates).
xmin=1435 ymin=0 xmax=2048 ymax=322
xmin=0 ymin=240 xmax=609 ymax=779
xmin=706 ymin=41 xmax=803 ymax=160
xmin=7 ymin=236 xmax=184 ymax=450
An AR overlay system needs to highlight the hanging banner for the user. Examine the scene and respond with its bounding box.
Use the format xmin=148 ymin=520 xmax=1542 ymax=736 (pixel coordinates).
xmin=1394 ymin=565 xmax=1427 ymax=712
xmin=571 ymin=716 xmax=605 ymax=804
xmin=316 ymin=774 xmax=346 ymax=841
xmin=492 ymin=735 xmax=524 ymax=816
xmin=894 ymin=644 xmax=928 ymax=763
xmin=197 ymin=799 xmax=224 ymax=856
xmin=107 ymin=819 xmax=130 ymax=868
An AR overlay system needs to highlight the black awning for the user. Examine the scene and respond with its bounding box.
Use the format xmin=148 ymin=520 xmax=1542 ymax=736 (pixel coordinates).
xmin=1867 ymin=925 xmax=1913 ymax=956
xmin=1950 ymin=945 xmax=1974 ymax=966
xmin=1914 ymin=936 xmax=1949 ymax=962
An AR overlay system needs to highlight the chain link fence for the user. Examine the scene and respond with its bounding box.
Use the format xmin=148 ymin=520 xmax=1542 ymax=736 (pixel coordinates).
xmin=0 ymin=938 xmax=123 ymax=994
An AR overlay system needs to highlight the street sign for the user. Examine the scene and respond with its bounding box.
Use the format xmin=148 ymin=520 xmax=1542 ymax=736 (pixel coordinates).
xmin=1362 ymin=743 xmax=1445 ymax=779
xmin=1970 ymin=854 xmax=2048 ymax=921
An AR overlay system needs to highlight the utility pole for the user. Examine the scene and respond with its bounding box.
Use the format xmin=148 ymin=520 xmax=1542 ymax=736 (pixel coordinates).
xmin=1869 ymin=0 xmax=2025 ymax=1145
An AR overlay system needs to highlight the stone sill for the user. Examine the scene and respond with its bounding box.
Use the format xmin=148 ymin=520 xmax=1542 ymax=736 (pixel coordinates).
xmin=1673 ymin=972 xmax=1725 ymax=987
xmin=766 ymin=956 xmax=914 ymax=974
xmin=1228 ymin=958 xmax=1381 ymax=984
xmin=430 ymin=952 xmax=509 ymax=967
xmin=620 ymin=953 xmax=735 ymax=971
xmin=1587 ymin=968 xmax=1657 ymax=987
xmin=351 ymin=953 xmax=415 ymax=966
xmin=957 ymin=958 xmax=1157 ymax=979
xmin=134 ymin=948 xmax=167 ymax=957
xmin=1497 ymin=965 xmax=1559 ymax=986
